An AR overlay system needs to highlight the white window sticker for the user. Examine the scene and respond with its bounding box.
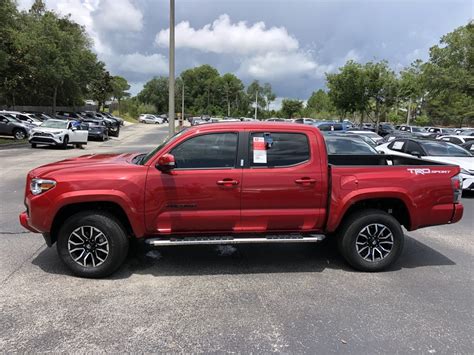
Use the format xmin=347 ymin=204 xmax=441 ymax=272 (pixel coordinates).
xmin=253 ymin=137 xmax=267 ymax=163
xmin=392 ymin=141 xmax=405 ymax=150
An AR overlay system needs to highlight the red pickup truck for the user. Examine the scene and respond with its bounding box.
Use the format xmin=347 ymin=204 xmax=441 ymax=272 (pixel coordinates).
xmin=20 ymin=123 xmax=464 ymax=278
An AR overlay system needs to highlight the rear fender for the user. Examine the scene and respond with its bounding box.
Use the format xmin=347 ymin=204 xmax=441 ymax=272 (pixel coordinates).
xmin=326 ymin=188 xmax=416 ymax=233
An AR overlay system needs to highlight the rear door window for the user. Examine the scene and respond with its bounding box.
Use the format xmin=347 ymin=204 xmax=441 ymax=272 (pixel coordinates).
xmin=249 ymin=132 xmax=310 ymax=167
xmin=388 ymin=139 xmax=406 ymax=152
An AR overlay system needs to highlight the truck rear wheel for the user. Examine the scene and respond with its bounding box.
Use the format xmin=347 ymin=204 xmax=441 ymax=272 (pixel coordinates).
xmin=56 ymin=211 xmax=129 ymax=278
xmin=337 ymin=209 xmax=404 ymax=272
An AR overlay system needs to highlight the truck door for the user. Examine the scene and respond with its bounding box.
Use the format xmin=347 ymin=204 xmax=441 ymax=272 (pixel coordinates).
xmin=240 ymin=130 xmax=326 ymax=232
xmin=145 ymin=131 xmax=242 ymax=234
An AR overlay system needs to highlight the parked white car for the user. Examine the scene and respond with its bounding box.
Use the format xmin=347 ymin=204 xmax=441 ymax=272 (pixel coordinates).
xmin=29 ymin=119 xmax=88 ymax=149
xmin=138 ymin=114 xmax=163 ymax=124
xmin=346 ymin=130 xmax=384 ymax=143
xmin=377 ymin=138 xmax=474 ymax=190
xmin=437 ymin=135 xmax=474 ymax=145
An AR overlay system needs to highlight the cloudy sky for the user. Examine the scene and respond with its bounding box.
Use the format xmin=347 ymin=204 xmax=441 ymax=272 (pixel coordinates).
xmin=18 ymin=0 xmax=473 ymax=103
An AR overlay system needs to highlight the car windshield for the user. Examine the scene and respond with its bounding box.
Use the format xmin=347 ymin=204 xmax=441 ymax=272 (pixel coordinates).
xmin=412 ymin=127 xmax=423 ymax=132
xmin=41 ymin=120 xmax=68 ymax=129
xmin=325 ymin=136 xmax=378 ymax=155
xmin=140 ymin=129 xmax=189 ymax=164
xmin=421 ymin=141 xmax=473 ymax=157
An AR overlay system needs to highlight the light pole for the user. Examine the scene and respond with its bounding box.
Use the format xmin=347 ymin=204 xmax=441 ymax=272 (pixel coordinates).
xmin=168 ymin=0 xmax=175 ymax=135
xmin=254 ymin=89 xmax=258 ymax=120
xmin=181 ymin=80 xmax=184 ymax=125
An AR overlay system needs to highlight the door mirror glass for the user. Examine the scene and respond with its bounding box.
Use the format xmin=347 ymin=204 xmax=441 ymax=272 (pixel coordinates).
xmin=412 ymin=151 xmax=422 ymax=157
xmin=156 ymin=153 xmax=176 ymax=171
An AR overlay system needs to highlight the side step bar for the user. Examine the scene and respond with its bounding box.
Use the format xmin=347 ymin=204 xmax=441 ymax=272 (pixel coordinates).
xmin=145 ymin=234 xmax=326 ymax=247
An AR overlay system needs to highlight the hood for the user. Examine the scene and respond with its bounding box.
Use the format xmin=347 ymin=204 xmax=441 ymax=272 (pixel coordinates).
xmin=29 ymin=153 xmax=141 ymax=178
xmin=424 ymin=156 xmax=474 ymax=171
xmin=32 ymin=127 xmax=66 ymax=134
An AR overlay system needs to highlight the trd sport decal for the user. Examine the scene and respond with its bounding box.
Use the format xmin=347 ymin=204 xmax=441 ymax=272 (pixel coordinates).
xmin=407 ymin=168 xmax=451 ymax=175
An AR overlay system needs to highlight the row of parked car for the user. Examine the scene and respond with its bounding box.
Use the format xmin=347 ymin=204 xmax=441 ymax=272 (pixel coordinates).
xmin=181 ymin=116 xmax=474 ymax=190
xmin=0 ymin=110 xmax=124 ymax=149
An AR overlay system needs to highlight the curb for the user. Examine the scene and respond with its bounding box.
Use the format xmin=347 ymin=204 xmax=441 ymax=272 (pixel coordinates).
xmin=0 ymin=141 xmax=29 ymax=150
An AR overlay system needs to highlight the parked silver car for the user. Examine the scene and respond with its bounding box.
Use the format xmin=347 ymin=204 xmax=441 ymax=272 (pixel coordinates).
xmin=0 ymin=114 xmax=32 ymax=140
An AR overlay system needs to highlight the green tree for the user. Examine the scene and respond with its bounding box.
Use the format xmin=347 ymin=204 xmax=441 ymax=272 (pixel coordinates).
xmin=305 ymin=89 xmax=335 ymax=117
xmin=423 ymin=23 xmax=473 ymax=127
xmin=111 ymin=76 xmax=130 ymax=114
xmin=281 ymin=99 xmax=303 ymax=118
xmin=326 ymin=61 xmax=369 ymax=120
xmin=136 ymin=76 xmax=169 ymax=113
xmin=399 ymin=59 xmax=425 ymax=124
xmin=363 ymin=61 xmax=399 ymax=128
xmin=89 ymin=65 xmax=113 ymax=111
xmin=262 ymin=82 xmax=276 ymax=114
xmin=220 ymin=73 xmax=244 ymax=116
xmin=247 ymin=80 xmax=265 ymax=119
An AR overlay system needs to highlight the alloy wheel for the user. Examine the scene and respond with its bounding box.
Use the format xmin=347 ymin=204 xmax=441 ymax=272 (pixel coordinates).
xmin=68 ymin=226 xmax=109 ymax=267
xmin=355 ymin=223 xmax=394 ymax=262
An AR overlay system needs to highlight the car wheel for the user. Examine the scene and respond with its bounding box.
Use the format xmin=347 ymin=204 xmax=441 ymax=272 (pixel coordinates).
xmin=56 ymin=211 xmax=129 ymax=278
xmin=13 ymin=129 xmax=26 ymax=140
xmin=61 ymin=135 xmax=69 ymax=149
xmin=31 ymin=143 xmax=37 ymax=148
xmin=337 ymin=209 xmax=404 ymax=272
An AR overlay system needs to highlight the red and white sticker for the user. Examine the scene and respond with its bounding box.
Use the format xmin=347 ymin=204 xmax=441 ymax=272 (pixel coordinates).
xmin=253 ymin=137 xmax=267 ymax=163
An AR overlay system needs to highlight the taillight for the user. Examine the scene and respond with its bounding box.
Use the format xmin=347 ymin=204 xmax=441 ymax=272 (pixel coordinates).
xmin=451 ymin=174 xmax=462 ymax=203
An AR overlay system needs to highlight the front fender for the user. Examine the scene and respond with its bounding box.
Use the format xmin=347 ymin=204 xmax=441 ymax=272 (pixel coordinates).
xmin=29 ymin=189 xmax=145 ymax=237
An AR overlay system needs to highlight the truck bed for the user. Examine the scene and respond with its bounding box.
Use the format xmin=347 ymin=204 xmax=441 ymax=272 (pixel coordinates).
xmin=328 ymin=154 xmax=448 ymax=166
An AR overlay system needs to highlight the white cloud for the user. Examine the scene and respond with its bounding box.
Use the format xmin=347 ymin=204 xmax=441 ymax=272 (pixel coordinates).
xmin=155 ymin=14 xmax=299 ymax=55
xmin=238 ymin=51 xmax=333 ymax=80
xmin=93 ymin=0 xmax=143 ymax=32
xmin=112 ymin=53 xmax=168 ymax=75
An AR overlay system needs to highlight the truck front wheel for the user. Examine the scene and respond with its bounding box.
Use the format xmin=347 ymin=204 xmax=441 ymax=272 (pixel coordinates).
xmin=338 ymin=209 xmax=404 ymax=272
xmin=56 ymin=211 xmax=129 ymax=278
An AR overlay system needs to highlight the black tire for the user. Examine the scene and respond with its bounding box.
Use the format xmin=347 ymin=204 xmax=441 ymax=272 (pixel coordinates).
xmin=337 ymin=209 xmax=404 ymax=272
xmin=31 ymin=143 xmax=37 ymax=148
xmin=13 ymin=128 xmax=26 ymax=140
xmin=56 ymin=211 xmax=129 ymax=278
xmin=62 ymin=135 xmax=69 ymax=149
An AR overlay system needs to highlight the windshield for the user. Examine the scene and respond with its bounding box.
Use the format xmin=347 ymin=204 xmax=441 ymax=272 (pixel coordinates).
xmin=411 ymin=127 xmax=423 ymax=132
xmin=41 ymin=120 xmax=68 ymax=129
xmin=421 ymin=141 xmax=473 ymax=157
xmin=325 ymin=136 xmax=378 ymax=155
xmin=140 ymin=129 xmax=188 ymax=164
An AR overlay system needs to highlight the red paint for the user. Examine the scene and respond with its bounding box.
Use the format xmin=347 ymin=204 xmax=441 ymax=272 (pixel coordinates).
xmin=19 ymin=123 xmax=463 ymax=240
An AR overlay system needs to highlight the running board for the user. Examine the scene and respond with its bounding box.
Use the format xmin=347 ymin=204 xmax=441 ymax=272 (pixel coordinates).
xmin=145 ymin=234 xmax=326 ymax=247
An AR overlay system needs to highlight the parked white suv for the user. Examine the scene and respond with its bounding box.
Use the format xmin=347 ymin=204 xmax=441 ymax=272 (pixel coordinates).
xmin=29 ymin=119 xmax=88 ymax=149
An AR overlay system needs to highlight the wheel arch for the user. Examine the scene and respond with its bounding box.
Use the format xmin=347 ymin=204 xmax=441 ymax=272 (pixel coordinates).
xmin=329 ymin=197 xmax=412 ymax=234
xmin=50 ymin=201 xmax=135 ymax=246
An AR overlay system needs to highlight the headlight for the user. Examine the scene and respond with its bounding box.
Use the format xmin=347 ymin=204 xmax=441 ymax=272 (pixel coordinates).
xmin=51 ymin=131 xmax=62 ymax=135
xmin=30 ymin=178 xmax=56 ymax=195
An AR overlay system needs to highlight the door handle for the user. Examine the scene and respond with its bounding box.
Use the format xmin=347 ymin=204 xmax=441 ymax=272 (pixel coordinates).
xmin=217 ymin=179 xmax=239 ymax=186
xmin=295 ymin=178 xmax=316 ymax=185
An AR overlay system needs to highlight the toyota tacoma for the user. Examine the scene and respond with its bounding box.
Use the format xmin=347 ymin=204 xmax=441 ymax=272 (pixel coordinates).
xmin=20 ymin=123 xmax=464 ymax=277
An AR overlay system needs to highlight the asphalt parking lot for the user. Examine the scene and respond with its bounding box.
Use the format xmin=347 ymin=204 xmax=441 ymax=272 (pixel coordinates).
xmin=0 ymin=123 xmax=473 ymax=353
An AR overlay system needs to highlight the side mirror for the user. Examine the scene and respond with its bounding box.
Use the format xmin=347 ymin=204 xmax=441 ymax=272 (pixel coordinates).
xmin=71 ymin=126 xmax=77 ymax=131
xmin=156 ymin=153 xmax=176 ymax=171
xmin=379 ymin=151 xmax=385 ymax=154
xmin=412 ymin=151 xmax=422 ymax=158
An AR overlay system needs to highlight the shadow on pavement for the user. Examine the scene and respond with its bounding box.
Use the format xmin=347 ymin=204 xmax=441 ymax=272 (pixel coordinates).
xmin=31 ymin=234 xmax=455 ymax=279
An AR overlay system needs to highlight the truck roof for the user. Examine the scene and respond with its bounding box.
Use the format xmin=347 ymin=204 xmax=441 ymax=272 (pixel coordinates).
xmin=187 ymin=121 xmax=319 ymax=132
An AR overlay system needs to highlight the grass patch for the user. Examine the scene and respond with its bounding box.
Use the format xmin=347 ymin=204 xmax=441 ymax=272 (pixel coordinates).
xmin=112 ymin=111 xmax=138 ymax=123
xmin=0 ymin=137 xmax=27 ymax=145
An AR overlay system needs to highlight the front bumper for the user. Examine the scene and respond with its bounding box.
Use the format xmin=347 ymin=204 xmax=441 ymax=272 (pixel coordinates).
xmin=29 ymin=136 xmax=63 ymax=145
xmin=19 ymin=211 xmax=40 ymax=233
